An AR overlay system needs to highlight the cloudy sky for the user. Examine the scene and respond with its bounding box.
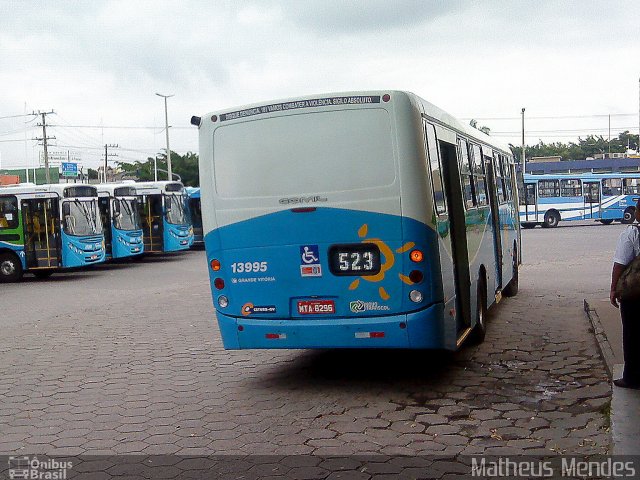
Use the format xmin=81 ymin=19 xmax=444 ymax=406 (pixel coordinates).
xmin=1 ymin=0 xmax=639 ymax=171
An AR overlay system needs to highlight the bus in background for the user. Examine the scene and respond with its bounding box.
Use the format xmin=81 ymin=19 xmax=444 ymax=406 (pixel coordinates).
xmin=132 ymin=181 xmax=193 ymax=253
xmin=185 ymin=187 xmax=203 ymax=247
xmin=97 ymin=184 xmax=144 ymax=259
xmin=520 ymin=173 xmax=640 ymax=228
xmin=193 ymin=90 xmax=520 ymax=350
xmin=0 ymin=183 xmax=105 ymax=282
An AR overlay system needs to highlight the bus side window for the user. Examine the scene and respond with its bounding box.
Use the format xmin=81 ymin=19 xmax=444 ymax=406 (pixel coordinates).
xmin=424 ymin=122 xmax=447 ymax=215
xmin=457 ymin=138 xmax=475 ymax=209
xmin=538 ymin=180 xmax=559 ymax=198
xmin=560 ymin=179 xmax=581 ymax=197
xmin=624 ymin=178 xmax=640 ymax=195
xmin=602 ymin=178 xmax=622 ymax=196
xmin=502 ymin=156 xmax=514 ymax=202
xmin=471 ymin=144 xmax=488 ymax=206
xmin=0 ymin=196 xmax=18 ymax=229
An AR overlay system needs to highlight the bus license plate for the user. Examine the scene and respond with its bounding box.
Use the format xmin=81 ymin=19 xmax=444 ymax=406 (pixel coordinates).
xmin=297 ymin=300 xmax=335 ymax=315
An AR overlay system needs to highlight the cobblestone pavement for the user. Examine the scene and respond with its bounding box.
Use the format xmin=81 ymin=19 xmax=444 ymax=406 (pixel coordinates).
xmin=0 ymin=226 xmax=612 ymax=475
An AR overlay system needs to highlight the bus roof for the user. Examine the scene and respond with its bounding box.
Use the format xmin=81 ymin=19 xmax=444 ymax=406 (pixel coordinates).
xmin=0 ymin=183 xmax=98 ymax=197
xmin=131 ymin=181 xmax=185 ymax=194
xmin=185 ymin=187 xmax=200 ymax=199
xmin=524 ymin=172 xmax=640 ymax=181
xmin=198 ymin=90 xmax=512 ymax=155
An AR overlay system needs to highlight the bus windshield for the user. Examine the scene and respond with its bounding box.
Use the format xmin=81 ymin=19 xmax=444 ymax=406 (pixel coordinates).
xmin=213 ymin=108 xmax=395 ymax=198
xmin=113 ymin=198 xmax=140 ymax=231
xmin=64 ymin=199 xmax=103 ymax=236
xmin=165 ymin=193 xmax=187 ymax=225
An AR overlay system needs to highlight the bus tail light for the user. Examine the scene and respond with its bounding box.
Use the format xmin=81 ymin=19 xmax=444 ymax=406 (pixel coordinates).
xmin=218 ymin=295 xmax=228 ymax=308
xmin=210 ymin=259 xmax=221 ymax=271
xmin=266 ymin=333 xmax=287 ymax=340
xmin=214 ymin=278 xmax=225 ymax=289
xmin=355 ymin=331 xmax=385 ymax=339
xmin=409 ymin=270 xmax=423 ymax=284
xmin=410 ymin=250 xmax=424 ymax=262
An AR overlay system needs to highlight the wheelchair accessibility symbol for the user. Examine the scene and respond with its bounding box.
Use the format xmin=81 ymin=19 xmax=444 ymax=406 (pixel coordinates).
xmin=301 ymin=245 xmax=319 ymax=264
xmin=300 ymin=245 xmax=322 ymax=277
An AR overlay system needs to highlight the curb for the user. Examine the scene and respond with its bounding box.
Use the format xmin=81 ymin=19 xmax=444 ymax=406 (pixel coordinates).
xmin=583 ymin=299 xmax=616 ymax=379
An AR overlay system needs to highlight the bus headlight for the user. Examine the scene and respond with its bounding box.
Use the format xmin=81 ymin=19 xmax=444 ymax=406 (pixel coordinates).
xmin=218 ymin=295 xmax=229 ymax=308
xmin=409 ymin=290 xmax=423 ymax=303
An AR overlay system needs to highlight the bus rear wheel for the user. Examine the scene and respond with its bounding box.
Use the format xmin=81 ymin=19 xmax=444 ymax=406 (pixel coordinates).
xmin=470 ymin=277 xmax=487 ymax=344
xmin=0 ymin=252 xmax=23 ymax=283
xmin=599 ymin=219 xmax=614 ymax=225
xmin=521 ymin=222 xmax=536 ymax=229
xmin=503 ymin=247 xmax=519 ymax=297
xmin=622 ymin=207 xmax=636 ymax=224
xmin=542 ymin=211 xmax=560 ymax=228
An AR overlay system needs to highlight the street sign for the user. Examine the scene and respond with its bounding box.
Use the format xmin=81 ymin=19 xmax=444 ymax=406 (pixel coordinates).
xmin=61 ymin=162 xmax=78 ymax=178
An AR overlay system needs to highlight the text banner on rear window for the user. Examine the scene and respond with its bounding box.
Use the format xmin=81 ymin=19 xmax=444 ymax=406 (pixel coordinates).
xmin=220 ymin=96 xmax=381 ymax=122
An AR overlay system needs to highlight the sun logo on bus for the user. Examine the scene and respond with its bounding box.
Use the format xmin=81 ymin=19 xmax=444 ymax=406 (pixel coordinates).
xmin=347 ymin=224 xmax=416 ymax=300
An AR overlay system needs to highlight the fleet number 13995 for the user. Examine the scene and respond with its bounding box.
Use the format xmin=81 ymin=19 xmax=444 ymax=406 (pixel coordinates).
xmin=231 ymin=261 xmax=268 ymax=273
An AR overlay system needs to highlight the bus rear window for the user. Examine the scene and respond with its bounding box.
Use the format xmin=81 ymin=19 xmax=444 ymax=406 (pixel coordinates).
xmin=212 ymin=109 xmax=395 ymax=198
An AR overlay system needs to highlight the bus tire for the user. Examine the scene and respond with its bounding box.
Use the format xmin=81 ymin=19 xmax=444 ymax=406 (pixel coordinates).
xmin=599 ymin=219 xmax=614 ymax=225
xmin=542 ymin=211 xmax=560 ymax=228
xmin=503 ymin=246 xmax=519 ymax=297
xmin=0 ymin=252 xmax=23 ymax=283
xmin=622 ymin=207 xmax=636 ymax=224
xmin=521 ymin=222 xmax=536 ymax=229
xmin=470 ymin=277 xmax=487 ymax=344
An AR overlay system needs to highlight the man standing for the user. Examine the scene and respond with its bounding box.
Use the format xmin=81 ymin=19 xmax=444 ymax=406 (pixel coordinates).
xmin=610 ymin=198 xmax=640 ymax=389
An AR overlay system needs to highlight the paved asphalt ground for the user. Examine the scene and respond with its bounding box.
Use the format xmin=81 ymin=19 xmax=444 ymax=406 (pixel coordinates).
xmin=0 ymin=223 xmax=624 ymax=477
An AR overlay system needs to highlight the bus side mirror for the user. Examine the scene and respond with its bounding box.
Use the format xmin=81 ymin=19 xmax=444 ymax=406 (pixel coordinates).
xmin=62 ymin=203 xmax=70 ymax=216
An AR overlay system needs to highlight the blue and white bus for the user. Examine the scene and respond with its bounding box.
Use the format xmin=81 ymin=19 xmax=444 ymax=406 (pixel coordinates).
xmin=193 ymin=91 xmax=520 ymax=350
xmin=185 ymin=187 xmax=203 ymax=247
xmin=0 ymin=183 xmax=105 ymax=281
xmin=132 ymin=181 xmax=194 ymax=253
xmin=97 ymin=184 xmax=144 ymax=259
xmin=520 ymin=173 xmax=640 ymax=228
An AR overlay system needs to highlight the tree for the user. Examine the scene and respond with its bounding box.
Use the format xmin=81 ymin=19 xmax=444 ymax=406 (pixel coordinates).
xmin=509 ymin=130 xmax=635 ymax=162
xmin=116 ymin=151 xmax=200 ymax=186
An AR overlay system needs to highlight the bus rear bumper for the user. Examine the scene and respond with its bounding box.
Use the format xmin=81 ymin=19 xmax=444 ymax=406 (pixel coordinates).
xmin=215 ymin=303 xmax=447 ymax=350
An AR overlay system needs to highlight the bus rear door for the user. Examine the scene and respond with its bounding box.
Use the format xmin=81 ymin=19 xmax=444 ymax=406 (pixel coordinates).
xmin=584 ymin=181 xmax=600 ymax=219
xmin=486 ymin=153 xmax=503 ymax=289
xmin=523 ymin=183 xmax=537 ymax=222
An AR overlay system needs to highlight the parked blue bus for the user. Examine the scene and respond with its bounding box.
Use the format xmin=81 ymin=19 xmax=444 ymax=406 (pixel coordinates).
xmin=520 ymin=173 xmax=640 ymax=228
xmin=97 ymin=184 xmax=144 ymax=259
xmin=0 ymin=183 xmax=105 ymax=281
xmin=193 ymin=90 xmax=520 ymax=350
xmin=132 ymin=181 xmax=193 ymax=253
xmin=185 ymin=187 xmax=203 ymax=247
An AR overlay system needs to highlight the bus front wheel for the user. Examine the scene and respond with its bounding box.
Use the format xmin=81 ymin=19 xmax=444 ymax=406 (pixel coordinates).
xmin=622 ymin=207 xmax=636 ymax=224
xmin=599 ymin=219 xmax=614 ymax=225
xmin=0 ymin=252 xmax=23 ymax=283
xmin=542 ymin=211 xmax=560 ymax=228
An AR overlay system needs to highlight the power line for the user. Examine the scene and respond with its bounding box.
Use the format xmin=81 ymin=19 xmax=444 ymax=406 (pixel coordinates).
xmin=0 ymin=113 xmax=38 ymax=120
xmin=460 ymin=113 xmax=638 ymax=121
xmin=50 ymin=124 xmax=191 ymax=130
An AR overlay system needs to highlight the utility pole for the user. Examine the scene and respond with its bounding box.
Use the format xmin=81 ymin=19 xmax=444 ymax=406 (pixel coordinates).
xmin=521 ymin=108 xmax=526 ymax=175
xmin=103 ymin=144 xmax=118 ymax=182
xmin=156 ymin=93 xmax=174 ymax=181
xmin=34 ymin=110 xmax=55 ymax=184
